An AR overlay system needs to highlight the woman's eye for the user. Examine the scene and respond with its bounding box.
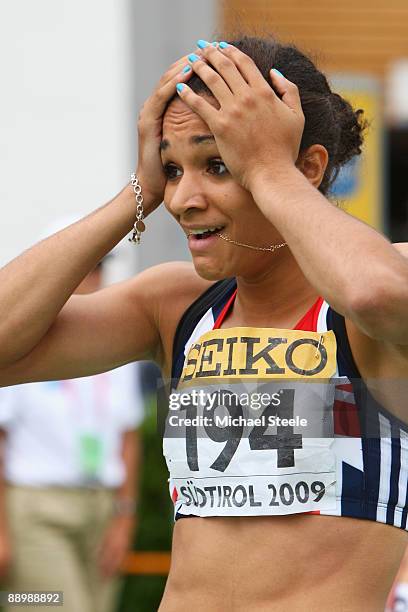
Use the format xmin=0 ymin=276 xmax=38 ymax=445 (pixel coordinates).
xmin=163 ymin=160 xmax=228 ymax=180
xmin=208 ymin=160 xmax=228 ymax=176
xmin=163 ymin=164 xmax=182 ymax=180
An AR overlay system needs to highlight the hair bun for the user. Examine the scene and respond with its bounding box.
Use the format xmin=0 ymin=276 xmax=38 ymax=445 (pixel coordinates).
xmin=328 ymin=92 xmax=366 ymax=167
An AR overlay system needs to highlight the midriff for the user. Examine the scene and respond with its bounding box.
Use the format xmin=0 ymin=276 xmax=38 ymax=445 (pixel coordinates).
xmin=160 ymin=514 xmax=407 ymax=612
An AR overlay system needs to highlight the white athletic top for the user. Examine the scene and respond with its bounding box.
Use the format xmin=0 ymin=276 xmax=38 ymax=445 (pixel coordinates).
xmin=165 ymin=279 xmax=408 ymax=530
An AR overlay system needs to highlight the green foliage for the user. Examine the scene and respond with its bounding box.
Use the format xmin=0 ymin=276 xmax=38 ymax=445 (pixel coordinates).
xmin=119 ymin=577 xmax=168 ymax=612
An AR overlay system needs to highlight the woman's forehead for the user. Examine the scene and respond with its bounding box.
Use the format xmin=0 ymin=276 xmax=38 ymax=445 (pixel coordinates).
xmin=162 ymin=98 xmax=212 ymax=140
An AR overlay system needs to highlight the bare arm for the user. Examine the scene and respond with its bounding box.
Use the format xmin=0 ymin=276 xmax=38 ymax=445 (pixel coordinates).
xmin=0 ymin=184 xmax=165 ymax=387
xmin=0 ymin=259 xmax=208 ymax=387
xmin=0 ymin=184 xmax=137 ymax=367
xmin=252 ymin=170 xmax=408 ymax=343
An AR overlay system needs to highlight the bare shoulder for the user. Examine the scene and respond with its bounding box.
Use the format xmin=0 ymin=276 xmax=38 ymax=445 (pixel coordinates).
xmin=125 ymin=260 xmax=214 ymax=315
xmin=125 ymin=261 xmax=215 ymax=372
xmin=129 ymin=260 xmax=212 ymax=299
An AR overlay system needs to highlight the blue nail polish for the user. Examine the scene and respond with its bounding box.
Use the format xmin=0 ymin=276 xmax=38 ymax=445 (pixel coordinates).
xmin=219 ymin=41 xmax=229 ymax=49
xmin=182 ymin=65 xmax=192 ymax=74
xmin=176 ymin=83 xmax=185 ymax=93
xmin=188 ymin=53 xmax=200 ymax=63
xmin=197 ymin=39 xmax=209 ymax=49
xmin=212 ymin=41 xmax=218 ymax=47
xmin=272 ymin=68 xmax=284 ymax=78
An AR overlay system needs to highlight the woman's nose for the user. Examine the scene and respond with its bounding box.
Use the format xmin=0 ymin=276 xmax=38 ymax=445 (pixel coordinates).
xmin=166 ymin=175 xmax=208 ymax=217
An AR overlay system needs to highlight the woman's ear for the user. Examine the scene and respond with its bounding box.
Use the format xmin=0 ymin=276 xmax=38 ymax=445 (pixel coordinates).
xmin=296 ymin=145 xmax=329 ymax=189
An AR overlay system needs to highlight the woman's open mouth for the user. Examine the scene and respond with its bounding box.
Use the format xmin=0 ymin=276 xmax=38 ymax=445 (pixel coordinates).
xmin=188 ymin=226 xmax=224 ymax=239
xmin=187 ymin=226 xmax=225 ymax=251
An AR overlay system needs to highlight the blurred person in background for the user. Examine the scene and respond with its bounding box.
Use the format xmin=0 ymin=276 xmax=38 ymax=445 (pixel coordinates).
xmin=0 ymin=256 xmax=143 ymax=612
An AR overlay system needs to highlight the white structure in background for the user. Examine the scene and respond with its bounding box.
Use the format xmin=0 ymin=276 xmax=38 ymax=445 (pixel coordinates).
xmin=385 ymin=59 xmax=408 ymax=126
xmin=0 ymin=0 xmax=216 ymax=281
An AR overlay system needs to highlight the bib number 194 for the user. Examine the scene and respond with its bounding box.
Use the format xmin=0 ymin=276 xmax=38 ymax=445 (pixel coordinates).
xmin=180 ymin=389 xmax=302 ymax=472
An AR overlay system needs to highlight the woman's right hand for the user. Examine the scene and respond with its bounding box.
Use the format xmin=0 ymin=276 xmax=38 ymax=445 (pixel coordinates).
xmin=136 ymin=52 xmax=197 ymax=212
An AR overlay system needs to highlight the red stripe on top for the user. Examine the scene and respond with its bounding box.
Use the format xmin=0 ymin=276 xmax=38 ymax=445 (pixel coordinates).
xmin=213 ymin=289 xmax=238 ymax=329
xmin=213 ymin=290 xmax=324 ymax=332
xmin=293 ymin=297 xmax=324 ymax=331
xmin=333 ymin=399 xmax=361 ymax=437
xmin=336 ymin=383 xmax=353 ymax=393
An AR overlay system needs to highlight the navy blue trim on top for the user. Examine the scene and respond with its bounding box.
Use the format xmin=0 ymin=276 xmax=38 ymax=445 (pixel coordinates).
xmin=327 ymin=307 xmax=367 ymax=518
xmin=361 ymin=408 xmax=382 ymax=522
xmin=387 ymin=426 xmax=402 ymax=526
xmin=326 ymin=307 xmax=408 ymax=523
xmin=326 ymin=308 xmax=361 ymax=379
xmin=341 ymin=462 xmax=364 ymax=519
xmin=171 ymin=278 xmax=237 ymax=383
xmin=401 ymin=485 xmax=408 ymax=530
xmin=328 ymin=308 xmax=382 ymax=519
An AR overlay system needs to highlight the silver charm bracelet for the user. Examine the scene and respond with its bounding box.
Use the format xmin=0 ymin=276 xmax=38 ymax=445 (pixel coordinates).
xmin=129 ymin=172 xmax=145 ymax=244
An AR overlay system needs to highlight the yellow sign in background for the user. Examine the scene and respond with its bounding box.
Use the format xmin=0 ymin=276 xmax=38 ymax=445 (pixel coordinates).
xmin=330 ymin=76 xmax=383 ymax=231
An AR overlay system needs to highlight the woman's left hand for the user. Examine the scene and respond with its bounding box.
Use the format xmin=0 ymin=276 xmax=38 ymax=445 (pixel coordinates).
xmin=176 ymin=42 xmax=305 ymax=193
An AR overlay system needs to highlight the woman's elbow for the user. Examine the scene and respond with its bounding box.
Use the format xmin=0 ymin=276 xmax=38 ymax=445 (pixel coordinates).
xmin=348 ymin=279 xmax=408 ymax=343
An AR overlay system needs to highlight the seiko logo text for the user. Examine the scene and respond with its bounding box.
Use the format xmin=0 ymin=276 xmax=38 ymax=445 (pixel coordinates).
xmin=181 ymin=330 xmax=336 ymax=381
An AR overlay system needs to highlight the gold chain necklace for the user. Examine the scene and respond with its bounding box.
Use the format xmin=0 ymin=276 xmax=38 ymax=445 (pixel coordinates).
xmin=216 ymin=233 xmax=287 ymax=253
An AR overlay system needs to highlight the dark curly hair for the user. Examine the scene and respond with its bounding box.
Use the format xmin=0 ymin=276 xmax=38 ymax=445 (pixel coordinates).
xmin=171 ymin=35 xmax=367 ymax=196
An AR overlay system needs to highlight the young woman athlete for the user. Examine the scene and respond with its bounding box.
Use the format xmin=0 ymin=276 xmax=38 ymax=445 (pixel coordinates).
xmin=1 ymin=36 xmax=408 ymax=611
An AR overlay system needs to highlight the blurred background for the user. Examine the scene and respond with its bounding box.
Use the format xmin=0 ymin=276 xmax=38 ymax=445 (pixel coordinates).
xmin=0 ymin=0 xmax=407 ymax=610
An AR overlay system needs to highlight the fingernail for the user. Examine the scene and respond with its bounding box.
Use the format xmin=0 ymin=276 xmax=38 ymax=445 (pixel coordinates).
xmin=182 ymin=65 xmax=192 ymax=74
xmin=176 ymin=83 xmax=185 ymax=93
xmin=188 ymin=53 xmax=200 ymax=63
xmin=212 ymin=41 xmax=218 ymax=47
xmin=272 ymin=68 xmax=284 ymax=78
xmin=219 ymin=41 xmax=229 ymax=49
xmin=197 ymin=39 xmax=209 ymax=49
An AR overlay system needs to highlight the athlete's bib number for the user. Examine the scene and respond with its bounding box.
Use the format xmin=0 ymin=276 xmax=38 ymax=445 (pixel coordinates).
xmin=164 ymin=382 xmax=337 ymax=517
xmin=181 ymin=389 xmax=302 ymax=472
